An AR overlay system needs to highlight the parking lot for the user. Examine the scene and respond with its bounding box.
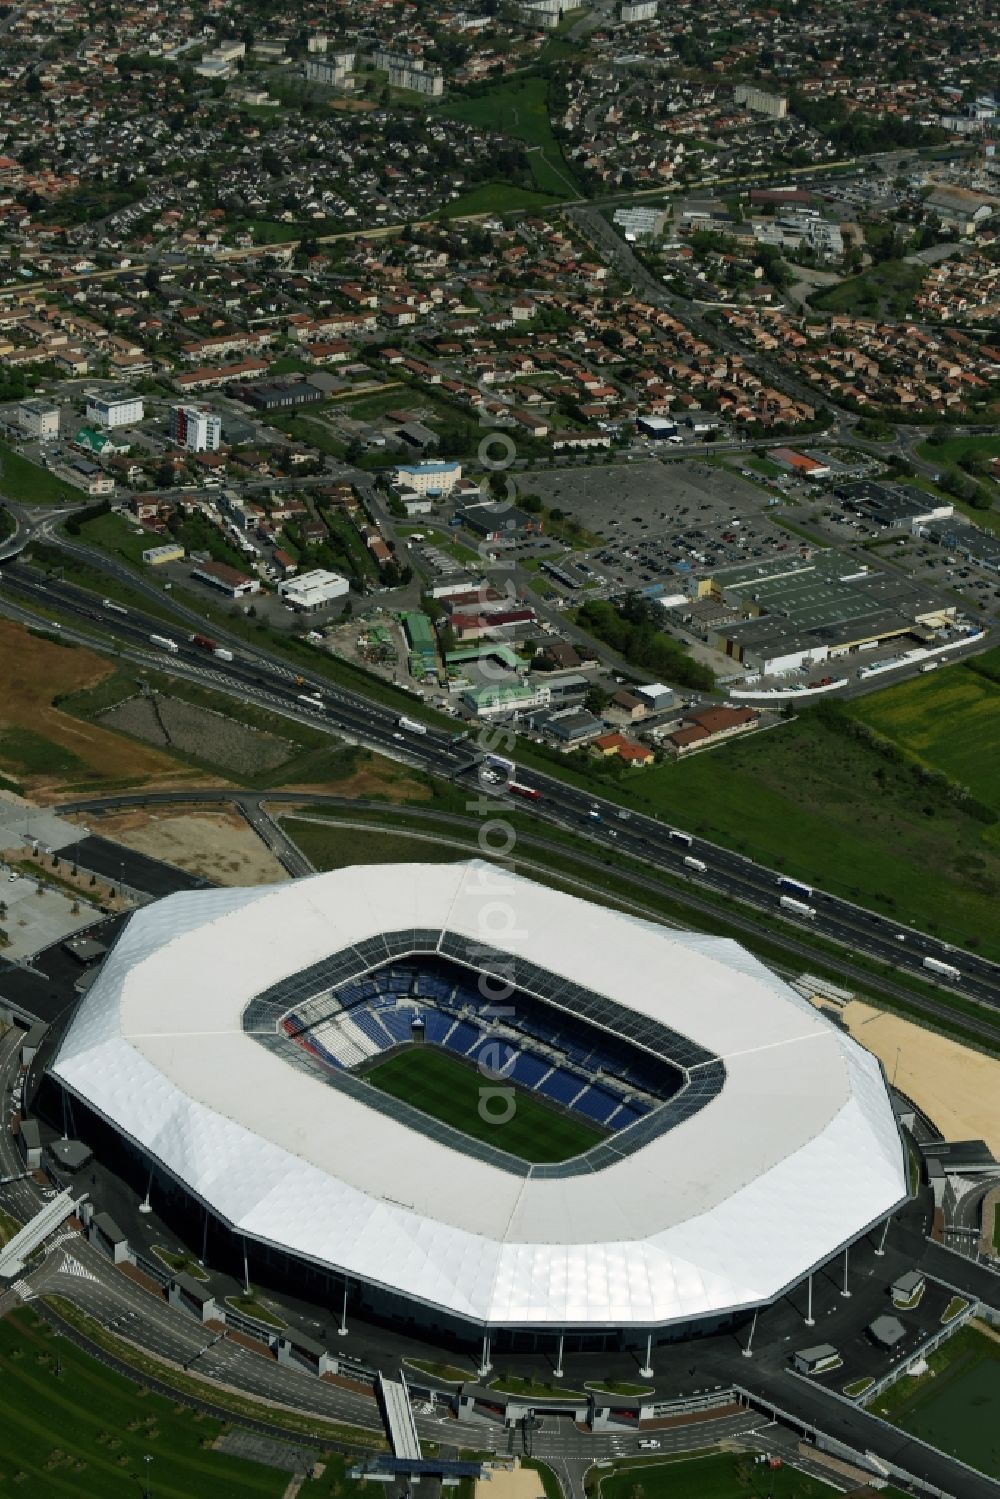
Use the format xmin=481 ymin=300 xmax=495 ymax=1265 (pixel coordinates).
xmin=518 ymin=459 xmax=807 ymax=604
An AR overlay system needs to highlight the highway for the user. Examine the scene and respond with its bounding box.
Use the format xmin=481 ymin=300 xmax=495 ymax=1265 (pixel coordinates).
xmin=1 ymin=561 xmax=998 ymax=1019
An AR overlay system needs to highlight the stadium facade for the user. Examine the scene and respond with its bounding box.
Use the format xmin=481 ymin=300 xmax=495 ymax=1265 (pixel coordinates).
xmin=43 ymin=863 xmax=908 ymax=1353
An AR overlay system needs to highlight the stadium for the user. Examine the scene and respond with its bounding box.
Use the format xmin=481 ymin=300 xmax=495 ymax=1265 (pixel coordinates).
xmin=43 ymin=861 xmax=908 ymax=1357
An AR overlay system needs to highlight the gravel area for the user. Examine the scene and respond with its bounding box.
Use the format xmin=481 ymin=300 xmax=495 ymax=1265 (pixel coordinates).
xmin=98 ymin=695 xmax=294 ymax=776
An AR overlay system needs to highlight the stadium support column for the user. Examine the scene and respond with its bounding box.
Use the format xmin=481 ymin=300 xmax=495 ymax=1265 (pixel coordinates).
xmin=840 ymin=1247 xmax=851 ymax=1298
xmin=242 ymin=1238 xmax=250 ymax=1296
xmin=639 ymin=1334 xmax=653 ymax=1379
xmin=139 ymin=1165 xmax=153 ymax=1216
xmin=339 ymin=1280 xmax=349 ymax=1337
xmin=554 ymin=1333 xmax=564 ymax=1379
xmin=741 ymin=1308 xmax=757 ymax=1358
xmin=874 ymin=1215 xmax=891 ymax=1257
xmin=478 ymin=1331 xmax=492 ymax=1379
xmin=804 ymin=1273 xmax=814 ymax=1327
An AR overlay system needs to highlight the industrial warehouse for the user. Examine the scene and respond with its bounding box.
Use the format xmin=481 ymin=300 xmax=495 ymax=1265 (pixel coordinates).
xmin=37 ymin=862 xmax=908 ymax=1359
xmin=682 ymin=549 xmax=958 ymax=675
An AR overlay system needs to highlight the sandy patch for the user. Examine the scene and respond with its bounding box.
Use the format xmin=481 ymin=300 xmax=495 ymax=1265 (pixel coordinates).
xmin=834 ymin=999 xmax=1000 ymax=1154
xmin=474 ymin=1464 xmax=545 ymax=1499
xmin=86 ymin=809 xmax=289 ymax=886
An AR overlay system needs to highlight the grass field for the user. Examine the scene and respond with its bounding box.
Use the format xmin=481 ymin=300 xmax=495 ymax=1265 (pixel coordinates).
xmin=516 ymin=705 xmax=1000 ymax=957
xmin=282 ymin=819 xmax=469 ymax=869
xmin=440 ymin=78 xmax=579 ymax=198
xmin=917 ymin=434 xmax=1000 ymax=468
xmin=364 ymin=1047 xmax=605 ymax=1163
xmin=595 ymin=1450 xmax=850 ymax=1499
xmin=809 ymin=259 xmax=926 ymax=317
xmin=849 ymin=654 xmax=1000 ymax=816
xmin=872 ymin=1324 xmax=1000 ymax=1475
xmin=0 ymin=439 xmax=82 ymax=505
xmin=444 ymin=183 xmax=556 ymax=218
xmin=0 ymin=1308 xmax=286 ymax=1497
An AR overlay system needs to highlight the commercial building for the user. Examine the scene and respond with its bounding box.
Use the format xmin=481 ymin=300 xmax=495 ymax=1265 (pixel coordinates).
xmin=172 ymin=404 xmax=222 ymax=453
xmin=462 ymin=682 xmax=551 ymax=717
xmin=16 ymin=399 xmax=59 ymax=441
xmin=613 ymin=207 xmax=667 ymax=242
xmin=277 ymin=569 xmax=350 ymax=612
xmin=620 ymin=0 xmax=658 ymax=18
xmin=85 ymin=390 xmax=144 ymax=429
xmin=143 ymin=543 xmax=185 ymax=567
xmin=44 ymin=863 xmax=906 ymax=1351
xmin=458 ymin=501 xmax=544 ymax=544
xmin=793 ymin=1344 xmax=840 ymax=1375
xmin=394 ymin=461 xmax=462 ymax=496
xmin=697 ymin=552 xmax=956 ymax=675
xmin=232 ymin=380 xmax=325 ymax=412
xmin=190 ymin=559 xmax=260 ymax=598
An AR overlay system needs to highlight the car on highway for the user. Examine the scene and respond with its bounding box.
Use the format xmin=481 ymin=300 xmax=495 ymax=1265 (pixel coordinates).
xmin=638 ymin=1439 xmax=661 ymax=1450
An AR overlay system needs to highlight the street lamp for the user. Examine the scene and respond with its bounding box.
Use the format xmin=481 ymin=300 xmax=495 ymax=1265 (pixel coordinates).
xmin=142 ymin=1453 xmax=153 ymax=1499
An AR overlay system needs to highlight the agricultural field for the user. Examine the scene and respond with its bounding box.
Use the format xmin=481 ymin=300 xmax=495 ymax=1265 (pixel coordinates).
xmin=0 ymin=620 xmax=198 ymax=798
xmin=440 ymin=77 xmax=579 ymax=198
xmin=363 ymin=1046 xmax=605 ymax=1163
xmin=872 ymin=1324 xmax=1000 ymax=1476
xmin=848 ymin=653 xmax=1000 ymax=816
xmin=63 ymin=670 xmax=379 ymax=790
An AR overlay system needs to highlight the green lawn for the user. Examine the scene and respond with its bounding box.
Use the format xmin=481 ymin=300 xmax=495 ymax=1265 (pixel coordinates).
xmin=444 ymin=183 xmax=556 ymax=218
xmin=75 ymin=511 xmax=159 ymax=567
xmin=809 ymin=259 xmax=926 ymax=317
xmin=441 ymin=78 xmax=580 ymax=197
xmin=872 ymin=1324 xmax=1000 ymax=1476
xmin=596 ymin=1450 xmax=842 ymax=1499
xmin=917 ymin=434 xmax=1000 ymax=468
xmin=282 ymin=819 xmax=472 ymax=869
xmin=0 ymin=1308 xmax=286 ymax=1497
xmin=0 ymin=440 xmax=82 ymax=506
xmin=231 ymin=219 xmax=304 ymax=245
xmin=363 ymin=1047 xmax=605 ymax=1163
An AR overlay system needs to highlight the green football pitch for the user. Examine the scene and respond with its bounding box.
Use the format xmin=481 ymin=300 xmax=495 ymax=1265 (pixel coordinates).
xmin=363 ymin=1047 xmax=606 ymax=1162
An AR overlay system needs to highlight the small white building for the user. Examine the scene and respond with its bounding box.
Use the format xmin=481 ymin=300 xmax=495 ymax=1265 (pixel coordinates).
xmin=85 ymin=390 xmax=144 ymax=429
xmin=278 ymin=568 xmax=350 ymax=612
xmin=17 ymin=400 xmax=60 ymax=441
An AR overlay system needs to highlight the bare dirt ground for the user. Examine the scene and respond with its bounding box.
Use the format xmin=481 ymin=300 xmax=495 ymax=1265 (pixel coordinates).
xmin=82 ymin=809 xmax=289 ymax=886
xmin=834 ymin=999 xmax=1000 ymax=1155
xmin=0 ymin=620 xmax=202 ymax=800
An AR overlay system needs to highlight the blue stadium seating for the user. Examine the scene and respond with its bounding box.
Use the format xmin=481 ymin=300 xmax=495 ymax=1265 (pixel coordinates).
xmin=572 ymin=1086 xmax=620 ymax=1125
xmin=443 ymin=1019 xmax=481 ymax=1056
xmin=508 ymin=1052 xmax=550 ymax=1089
xmin=537 ymin=1068 xmax=581 ymax=1106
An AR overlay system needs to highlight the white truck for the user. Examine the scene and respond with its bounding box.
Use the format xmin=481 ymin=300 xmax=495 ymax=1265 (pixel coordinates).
xmin=398 ymin=716 xmax=428 ymax=736
xmin=779 ymin=894 xmax=817 ymax=920
xmin=149 ymin=633 xmax=179 ymax=654
xmin=922 ymin=956 xmax=960 ymax=982
xmin=213 ymin=647 xmax=234 ymax=662
xmin=683 ymin=855 xmax=708 ymax=874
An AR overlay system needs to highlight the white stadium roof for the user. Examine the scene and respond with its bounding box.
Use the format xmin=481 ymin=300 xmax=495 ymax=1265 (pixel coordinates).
xmin=51 ymin=863 xmax=907 ymax=1331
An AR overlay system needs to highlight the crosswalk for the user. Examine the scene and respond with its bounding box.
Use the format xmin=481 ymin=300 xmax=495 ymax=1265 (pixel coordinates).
xmin=58 ymin=1253 xmax=99 ymax=1282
